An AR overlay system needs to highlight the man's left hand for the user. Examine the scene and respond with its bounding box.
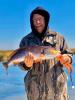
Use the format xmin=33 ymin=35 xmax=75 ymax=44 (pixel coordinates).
xmin=61 ymin=54 xmax=71 ymax=64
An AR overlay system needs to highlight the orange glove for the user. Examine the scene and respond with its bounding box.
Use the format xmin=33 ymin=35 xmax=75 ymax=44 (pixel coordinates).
xmin=57 ymin=54 xmax=72 ymax=73
xmin=24 ymin=52 xmax=35 ymax=68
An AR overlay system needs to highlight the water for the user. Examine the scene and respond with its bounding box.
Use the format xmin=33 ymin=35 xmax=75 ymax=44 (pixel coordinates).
xmin=0 ymin=64 xmax=27 ymax=100
xmin=0 ymin=56 xmax=75 ymax=100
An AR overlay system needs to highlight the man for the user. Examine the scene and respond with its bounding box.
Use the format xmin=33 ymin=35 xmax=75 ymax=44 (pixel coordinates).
xmin=19 ymin=7 xmax=72 ymax=100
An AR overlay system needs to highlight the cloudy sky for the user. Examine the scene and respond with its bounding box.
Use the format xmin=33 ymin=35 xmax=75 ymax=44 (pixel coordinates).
xmin=0 ymin=0 xmax=75 ymax=50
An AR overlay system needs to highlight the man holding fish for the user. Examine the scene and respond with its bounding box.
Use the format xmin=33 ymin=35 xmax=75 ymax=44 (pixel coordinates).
xmin=19 ymin=7 xmax=72 ymax=100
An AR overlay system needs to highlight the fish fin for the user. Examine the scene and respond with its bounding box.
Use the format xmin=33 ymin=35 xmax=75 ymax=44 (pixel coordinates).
xmin=40 ymin=54 xmax=45 ymax=60
xmin=13 ymin=61 xmax=19 ymax=65
xmin=24 ymin=57 xmax=34 ymax=68
xmin=2 ymin=62 xmax=8 ymax=70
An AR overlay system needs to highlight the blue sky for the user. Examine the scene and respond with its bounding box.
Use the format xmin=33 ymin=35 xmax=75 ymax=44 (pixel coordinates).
xmin=0 ymin=0 xmax=75 ymax=49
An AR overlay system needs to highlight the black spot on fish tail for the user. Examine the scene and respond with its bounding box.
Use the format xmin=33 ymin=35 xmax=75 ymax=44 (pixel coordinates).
xmin=2 ymin=62 xmax=8 ymax=70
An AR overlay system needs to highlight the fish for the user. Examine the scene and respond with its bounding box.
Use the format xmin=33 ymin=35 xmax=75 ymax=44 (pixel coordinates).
xmin=2 ymin=46 xmax=73 ymax=73
xmin=2 ymin=46 xmax=74 ymax=89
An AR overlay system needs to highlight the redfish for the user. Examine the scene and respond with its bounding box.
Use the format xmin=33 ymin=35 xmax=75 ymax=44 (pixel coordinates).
xmin=2 ymin=46 xmax=72 ymax=73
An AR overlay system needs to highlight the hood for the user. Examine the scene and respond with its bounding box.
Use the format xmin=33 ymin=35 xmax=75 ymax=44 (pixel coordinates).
xmin=30 ymin=7 xmax=50 ymax=39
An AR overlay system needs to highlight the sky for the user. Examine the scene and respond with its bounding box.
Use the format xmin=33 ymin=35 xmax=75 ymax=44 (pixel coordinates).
xmin=0 ymin=0 xmax=75 ymax=50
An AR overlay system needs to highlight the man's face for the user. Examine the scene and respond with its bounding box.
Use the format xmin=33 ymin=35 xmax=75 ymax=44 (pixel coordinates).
xmin=32 ymin=14 xmax=45 ymax=33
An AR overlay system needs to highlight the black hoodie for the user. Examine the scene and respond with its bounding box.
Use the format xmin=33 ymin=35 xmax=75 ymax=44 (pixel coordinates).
xmin=30 ymin=7 xmax=50 ymax=39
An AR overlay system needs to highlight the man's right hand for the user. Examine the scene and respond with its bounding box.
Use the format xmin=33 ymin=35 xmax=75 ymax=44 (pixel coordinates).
xmin=24 ymin=52 xmax=35 ymax=68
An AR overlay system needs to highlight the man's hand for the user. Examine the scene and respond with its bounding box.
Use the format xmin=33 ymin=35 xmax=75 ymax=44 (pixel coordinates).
xmin=61 ymin=54 xmax=71 ymax=64
xmin=57 ymin=54 xmax=72 ymax=73
xmin=24 ymin=52 xmax=35 ymax=68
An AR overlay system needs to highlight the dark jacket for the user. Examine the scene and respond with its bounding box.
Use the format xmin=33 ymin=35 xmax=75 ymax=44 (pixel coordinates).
xmin=19 ymin=29 xmax=70 ymax=100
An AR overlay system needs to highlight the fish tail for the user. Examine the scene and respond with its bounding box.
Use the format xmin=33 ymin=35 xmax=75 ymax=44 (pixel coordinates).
xmin=2 ymin=62 xmax=8 ymax=70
